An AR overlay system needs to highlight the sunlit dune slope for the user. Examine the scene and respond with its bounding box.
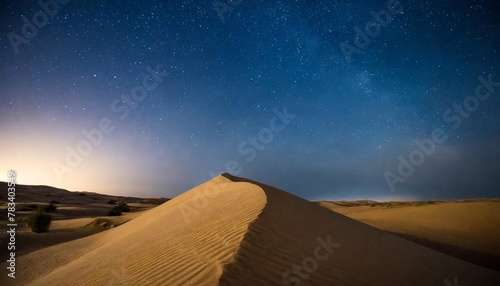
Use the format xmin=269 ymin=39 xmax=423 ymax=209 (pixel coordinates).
xmin=25 ymin=175 xmax=265 ymax=285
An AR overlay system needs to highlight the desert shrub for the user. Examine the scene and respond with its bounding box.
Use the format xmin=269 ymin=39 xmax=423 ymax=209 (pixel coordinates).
xmin=107 ymin=199 xmax=117 ymax=204
xmin=107 ymin=201 xmax=130 ymax=216
xmin=118 ymin=201 xmax=130 ymax=212
xmin=108 ymin=206 xmax=122 ymax=216
xmin=44 ymin=202 xmax=57 ymax=213
xmin=27 ymin=207 xmax=52 ymax=233
xmin=49 ymin=200 xmax=60 ymax=204
xmin=77 ymin=193 xmax=86 ymax=196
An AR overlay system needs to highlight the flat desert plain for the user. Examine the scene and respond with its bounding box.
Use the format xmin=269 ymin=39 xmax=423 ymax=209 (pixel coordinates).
xmin=0 ymin=174 xmax=499 ymax=285
xmin=317 ymin=199 xmax=500 ymax=271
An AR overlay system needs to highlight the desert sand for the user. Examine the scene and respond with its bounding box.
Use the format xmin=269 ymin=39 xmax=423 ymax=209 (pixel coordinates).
xmin=317 ymin=199 xmax=500 ymax=271
xmin=0 ymin=183 xmax=167 ymax=259
xmin=1 ymin=174 xmax=499 ymax=285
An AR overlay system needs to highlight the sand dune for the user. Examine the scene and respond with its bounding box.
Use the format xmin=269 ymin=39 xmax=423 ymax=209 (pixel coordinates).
xmin=220 ymin=175 xmax=500 ymax=285
xmin=3 ymin=174 xmax=500 ymax=285
xmin=20 ymin=176 xmax=266 ymax=285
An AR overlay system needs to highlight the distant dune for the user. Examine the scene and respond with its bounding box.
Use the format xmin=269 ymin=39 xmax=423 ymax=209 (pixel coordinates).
xmin=1 ymin=175 xmax=499 ymax=285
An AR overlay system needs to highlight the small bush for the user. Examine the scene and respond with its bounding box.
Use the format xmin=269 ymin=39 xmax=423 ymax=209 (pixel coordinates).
xmin=107 ymin=199 xmax=117 ymax=204
xmin=27 ymin=207 xmax=52 ymax=233
xmin=108 ymin=206 xmax=122 ymax=216
xmin=118 ymin=201 xmax=130 ymax=212
xmin=49 ymin=200 xmax=60 ymax=204
xmin=107 ymin=201 xmax=130 ymax=216
xmin=45 ymin=203 xmax=57 ymax=212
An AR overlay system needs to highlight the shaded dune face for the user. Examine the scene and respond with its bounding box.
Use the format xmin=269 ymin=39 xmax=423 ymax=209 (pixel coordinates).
xmin=18 ymin=174 xmax=500 ymax=286
xmin=219 ymin=175 xmax=500 ymax=286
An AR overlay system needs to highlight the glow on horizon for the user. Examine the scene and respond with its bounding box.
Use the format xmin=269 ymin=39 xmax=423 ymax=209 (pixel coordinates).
xmin=309 ymin=193 xmax=421 ymax=202
xmin=0 ymin=118 xmax=178 ymax=197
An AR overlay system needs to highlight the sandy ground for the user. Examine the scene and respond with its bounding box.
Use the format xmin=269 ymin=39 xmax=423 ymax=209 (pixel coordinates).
xmin=0 ymin=176 xmax=499 ymax=285
xmin=317 ymin=199 xmax=500 ymax=271
xmin=0 ymin=182 xmax=167 ymax=285
xmin=5 ymin=176 xmax=265 ymax=285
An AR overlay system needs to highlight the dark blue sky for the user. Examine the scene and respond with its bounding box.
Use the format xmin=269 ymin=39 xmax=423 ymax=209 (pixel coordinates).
xmin=1 ymin=0 xmax=499 ymax=201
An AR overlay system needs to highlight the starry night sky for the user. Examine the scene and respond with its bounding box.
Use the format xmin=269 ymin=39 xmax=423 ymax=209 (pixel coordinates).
xmin=1 ymin=0 xmax=499 ymax=200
